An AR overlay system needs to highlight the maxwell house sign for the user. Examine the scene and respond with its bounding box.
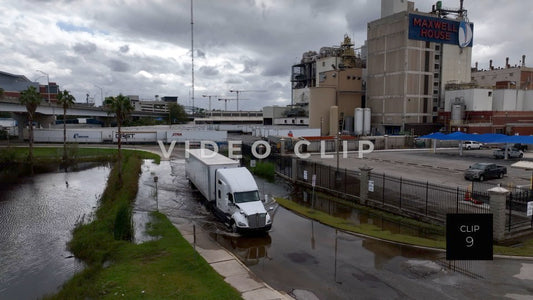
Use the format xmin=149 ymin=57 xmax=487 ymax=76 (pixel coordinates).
xmin=409 ymin=14 xmax=473 ymax=48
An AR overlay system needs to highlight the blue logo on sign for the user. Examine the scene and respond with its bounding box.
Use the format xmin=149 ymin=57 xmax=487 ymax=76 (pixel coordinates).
xmin=458 ymin=21 xmax=473 ymax=48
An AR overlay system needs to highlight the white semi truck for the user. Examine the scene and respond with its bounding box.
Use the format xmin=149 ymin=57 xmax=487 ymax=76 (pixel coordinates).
xmin=185 ymin=148 xmax=272 ymax=233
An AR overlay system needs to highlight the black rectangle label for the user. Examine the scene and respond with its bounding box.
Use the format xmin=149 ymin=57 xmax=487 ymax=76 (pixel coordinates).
xmin=446 ymin=214 xmax=493 ymax=260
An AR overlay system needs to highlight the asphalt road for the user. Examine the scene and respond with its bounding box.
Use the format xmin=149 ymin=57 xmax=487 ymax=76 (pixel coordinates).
xmin=307 ymin=148 xmax=533 ymax=189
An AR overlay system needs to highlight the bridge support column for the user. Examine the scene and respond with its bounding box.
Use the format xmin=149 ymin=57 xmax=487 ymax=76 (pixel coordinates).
xmin=11 ymin=113 xmax=27 ymax=140
xmin=34 ymin=114 xmax=56 ymax=128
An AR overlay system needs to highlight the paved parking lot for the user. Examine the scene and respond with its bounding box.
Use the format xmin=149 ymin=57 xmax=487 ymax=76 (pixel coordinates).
xmin=307 ymin=148 xmax=533 ymax=189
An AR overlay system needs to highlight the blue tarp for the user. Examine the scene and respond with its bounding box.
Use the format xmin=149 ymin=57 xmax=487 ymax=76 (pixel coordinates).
xmin=419 ymin=132 xmax=533 ymax=144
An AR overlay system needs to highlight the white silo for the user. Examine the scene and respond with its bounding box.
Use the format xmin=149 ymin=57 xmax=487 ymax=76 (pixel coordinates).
xmin=363 ymin=108 xmax=371 ymax=135
xmin=354 ymin=108 xmax=364 ymax=135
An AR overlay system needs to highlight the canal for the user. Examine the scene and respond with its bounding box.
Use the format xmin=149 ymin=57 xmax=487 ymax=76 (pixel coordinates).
xmin=0 ymin=163 xmax=110 ymax=299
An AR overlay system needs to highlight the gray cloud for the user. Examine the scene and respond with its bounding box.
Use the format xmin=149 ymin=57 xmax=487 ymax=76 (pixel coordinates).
xmin=108 ymin=59 xmax=130 ymax=72
xmin=1 ymin=0 xmax=532 ymax=109
xmin=119 ymin=45 xmax=129 ymax=53
xmin=73 ymin=42 xmax=97 ymax=55
xmin=199 ymin=66 xmax=219 ymax=76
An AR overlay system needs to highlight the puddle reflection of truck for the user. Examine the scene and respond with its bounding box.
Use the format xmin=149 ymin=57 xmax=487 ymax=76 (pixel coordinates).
xmin=186 ymin=149 xmax=272 ymax=233
xmin=214 ymin=234 xmax=272 ymax=266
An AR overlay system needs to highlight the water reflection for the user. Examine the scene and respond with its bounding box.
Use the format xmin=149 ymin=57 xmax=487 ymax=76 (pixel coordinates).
xmin=0 ymin=164 xmax=110 ymax=299
xmin=291 ymin=187 xmax=443 ymax=241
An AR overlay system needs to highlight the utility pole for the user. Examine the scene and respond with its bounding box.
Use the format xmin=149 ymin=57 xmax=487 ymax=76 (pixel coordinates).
xmin=190 ymin=0 xmax=195 ymax=116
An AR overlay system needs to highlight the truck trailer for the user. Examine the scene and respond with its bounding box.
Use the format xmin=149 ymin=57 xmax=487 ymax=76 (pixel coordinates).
xmin=185 ymin=148 xmax=272 ymax=233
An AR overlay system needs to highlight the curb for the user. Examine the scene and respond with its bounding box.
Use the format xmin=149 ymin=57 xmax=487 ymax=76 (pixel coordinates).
xmin=171 ymin=220 xmax=293 ymax=300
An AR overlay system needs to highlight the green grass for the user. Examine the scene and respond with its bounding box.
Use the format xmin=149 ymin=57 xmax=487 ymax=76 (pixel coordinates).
xmin=250 ymin=161 xmax=276 ymax=182
xmin=276 ymin=197 xmax=533 ymax=257
xmin=46 ymin=150 xmax=239 ymax=299
xmin=0 ymin=146 xmax=160 ymax=164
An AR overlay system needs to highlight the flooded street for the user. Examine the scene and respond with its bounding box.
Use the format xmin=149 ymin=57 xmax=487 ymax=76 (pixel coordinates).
xmin=0 ymin=164 xmax=110 ymax=299
xmin=139 ymin=159 xmax=533 ymax=299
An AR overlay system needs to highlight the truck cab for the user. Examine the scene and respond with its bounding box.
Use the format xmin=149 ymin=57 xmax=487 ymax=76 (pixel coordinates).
xmin=215 ymin=167 xmax=272 ymax=232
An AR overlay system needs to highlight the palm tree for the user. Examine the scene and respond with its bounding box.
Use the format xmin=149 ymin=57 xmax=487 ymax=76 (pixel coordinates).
xmin=104 ymin=94 xmax=134 ymax=185
xmin=19 ymin=86 xmax=42 ymax=163
xmin=56 ymin=90 xmax=76 ymax=161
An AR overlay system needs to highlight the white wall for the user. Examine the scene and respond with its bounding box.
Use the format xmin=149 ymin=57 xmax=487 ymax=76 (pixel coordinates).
xmin=444 ymin=89 xmax=492 ymax=111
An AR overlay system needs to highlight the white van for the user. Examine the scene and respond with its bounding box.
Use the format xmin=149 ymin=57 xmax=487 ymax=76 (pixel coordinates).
xmin=462 ymin=141 xmax=483 ymax=150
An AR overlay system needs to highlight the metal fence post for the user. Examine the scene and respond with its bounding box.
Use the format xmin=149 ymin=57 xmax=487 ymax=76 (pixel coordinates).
xmin=344 ymin=168 xmax=347 ymax=196
xmin=425 ymin=181 xmax=429 ymax=216
xmin=382 ymin=173 xmax=385 ymax=205
xmin=399 ymin=177 xmax=402 ymax=209
xmin=456 ymin=187 xmax=459 ymax=213
xmin=508 ymin=193 xmax=512 ymax=232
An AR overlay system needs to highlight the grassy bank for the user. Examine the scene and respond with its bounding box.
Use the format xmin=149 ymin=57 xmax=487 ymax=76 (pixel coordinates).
xmin=47 ymin=150 xmax=240 ymax=299
xmin=0 ymin=146 xmax=160 ymax=164
xmin=276 ymin=197 xmax=533 ymax=257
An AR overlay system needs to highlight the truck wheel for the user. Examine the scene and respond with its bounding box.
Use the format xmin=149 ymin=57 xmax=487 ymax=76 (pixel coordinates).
xmin=499 ymin=172 xmax=504 ymax=179
xmin=519 ymin=153 xmax=524 ymax=158
xmin=230 ymin=222 xmax=238 ymax=233
xmin=479 ymin=175 xmax=484 ymax=181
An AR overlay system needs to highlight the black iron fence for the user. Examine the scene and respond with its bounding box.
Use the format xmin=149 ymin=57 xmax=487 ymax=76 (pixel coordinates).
xmin=368 ymin=173 xmax=491 ymax=222
xmin=242 ymin=144 xmax=533 ymax=233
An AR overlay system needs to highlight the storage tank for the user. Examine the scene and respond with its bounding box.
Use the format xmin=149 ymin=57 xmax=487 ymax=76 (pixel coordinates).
xmin=344 ymin=116 xmax=354 ymax=134
xmin=363 ymin=108 xmax=371 ymax=135
xmin=451 ymin=98 xmax=465 ymax=121
xmin=354 ymin=108 xmax=364 ymax=135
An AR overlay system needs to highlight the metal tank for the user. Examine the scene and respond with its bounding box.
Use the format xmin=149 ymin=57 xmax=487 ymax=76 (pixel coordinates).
xmin=451 ymin=98 xmax=465 ymax=121
xmin=363 ymin=108 xmax=371 ymax=136
xmin=344 ymin=116 xmax=354 ymax=134
xmin=354 ymin=108 xmax=364 ymax=135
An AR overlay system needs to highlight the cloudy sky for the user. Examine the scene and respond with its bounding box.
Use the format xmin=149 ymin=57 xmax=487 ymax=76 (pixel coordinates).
xmin=1 ymin=0 xmax=532 ymax=110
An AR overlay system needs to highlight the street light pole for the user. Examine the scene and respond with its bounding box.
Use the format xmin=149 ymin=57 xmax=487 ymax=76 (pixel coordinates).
xmin=36 ymin=70 xmax=50 ymax=103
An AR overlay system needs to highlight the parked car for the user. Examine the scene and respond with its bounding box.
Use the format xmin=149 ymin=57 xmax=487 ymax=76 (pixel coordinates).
xmin=514 ymin=143 xmax=528 ymax=151
xmin=493 ymin=148 xmax=524 ymax=159
xmin=462 ymin=141 xmax=483 ymax=150
xmin=464 ymin=163 xmax=507 ymax=181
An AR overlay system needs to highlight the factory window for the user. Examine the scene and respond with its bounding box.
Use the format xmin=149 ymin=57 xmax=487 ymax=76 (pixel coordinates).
xmin=435 ymin=45 xmax=440 ymax=51
xmin=322 ymin=62 xmax=325 ymax=67
xmin=434 ymin=64 xmax=440 ymax=70
xmin=488 ymin=91 xmax=492 ymax=96
xmin=435 ymin=54 xmax=440 ymax=60
xmin=300 ymin=120 xmax=304 ymax=124
xmin=509 ymin=72 xmax=514 ymax=76
xmin=434 ymin=73 xmax=439 ymax=79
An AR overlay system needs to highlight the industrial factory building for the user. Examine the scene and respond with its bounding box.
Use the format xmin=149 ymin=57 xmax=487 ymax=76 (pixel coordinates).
xmin=366 ymin=0 xmax=473 ymax=135
xmin=289 ymin=35 xmax=365 ymax=136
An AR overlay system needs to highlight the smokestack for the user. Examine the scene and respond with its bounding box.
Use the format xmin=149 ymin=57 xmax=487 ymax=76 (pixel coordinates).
xmin=523 ymin=55 xmax=526 ymax=67
xmin=506 ymin=57 xmax=509 ymax=68
xmin=475 ymin=62 xmax=478 ymax=71
xmin=490 ymin=60 xmax=493 ymax=70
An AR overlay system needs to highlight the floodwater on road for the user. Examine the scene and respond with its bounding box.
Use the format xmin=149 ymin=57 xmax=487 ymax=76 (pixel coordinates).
xmin=0 ymin=163 xmax=110 ymax=299
xmin=136 ymin=159 xmax=533 ymax=300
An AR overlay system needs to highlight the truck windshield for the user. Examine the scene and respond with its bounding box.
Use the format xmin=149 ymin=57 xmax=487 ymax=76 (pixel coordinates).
xmin=234 ymin=191 xmax=260 ymax=203
xmin=470 ymin=163 xmax=486 ymax=170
